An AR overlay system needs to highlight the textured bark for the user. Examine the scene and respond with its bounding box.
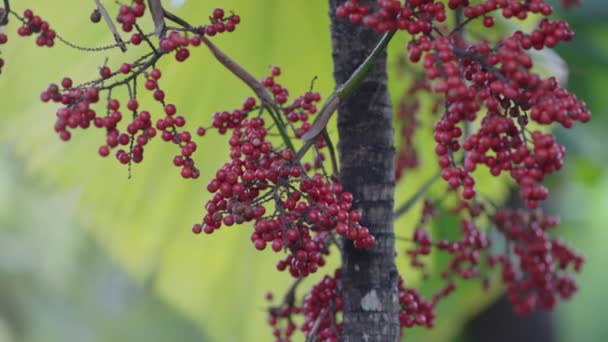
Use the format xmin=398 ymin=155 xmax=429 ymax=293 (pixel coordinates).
xmin=329 ymin=1 xmax=400 ymax=341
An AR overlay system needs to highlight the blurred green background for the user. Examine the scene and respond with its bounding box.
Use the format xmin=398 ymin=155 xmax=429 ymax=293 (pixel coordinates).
xmin=0 ymin=0 xmax=606 ymax=341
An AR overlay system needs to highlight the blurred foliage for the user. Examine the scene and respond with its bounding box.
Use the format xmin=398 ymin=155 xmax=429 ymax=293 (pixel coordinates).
xmin=0 ymin=147 xmax=207 ymax=342
xmin=0 ymin=0 xmax=605 ymax=341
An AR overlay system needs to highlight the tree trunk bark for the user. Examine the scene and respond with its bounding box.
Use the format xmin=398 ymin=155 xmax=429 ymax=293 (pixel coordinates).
xmin=328 ymin=1 xmax=400 ymax=341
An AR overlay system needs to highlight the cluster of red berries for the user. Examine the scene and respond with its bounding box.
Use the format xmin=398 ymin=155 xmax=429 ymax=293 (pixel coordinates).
xmin=17 ymin=9 xmax=55 ymax=47
xmin=41 ymin=83 xmax=100 ymax=142
xmin=459 ymin=0 xmax=554 ymax=20
xmin=267 ymin=269 xmax=434 ymax=342
xmin=260 ymin=67 xmax=323 ymax=130
xmin=398 ymin=276 xmax=436 ymax=330
xmin=337 ymin=0 xmax=581 ymax=33
xmin=300 ymin=270 xmax=344 ymax=342
xmin=403 ymin=195 xmax=583 ymax=316
xmin=143 ymin=69 xmax=201 ymax=179
xmin=259 ymin=67 xmax=328 ymax=170
xmin=209 ymin=97 xmax=254 ymax=135
xmin=336 ymin=0 xmax=447 ymax=34
xmin=41 ymin=79 xmax=161 ymax=167
xmin=115 ymin=0 xmax=147 ymax=33
xmin=198 ymin=111 xmax=372 ymax=276
xmin=203 ymin=7 xmax=240 ymax=36
xmin=406 ymin=200 xmax=491 ymax=283
xmin=489 ymin=209 xmax=583 ymax=314
xmin=193 ymin=67 xmax=373 ymax=272
xmin=415 ymin=15 xmax=589 ymax=207
xmin=159 ymin=31 xmax=196 ymax=62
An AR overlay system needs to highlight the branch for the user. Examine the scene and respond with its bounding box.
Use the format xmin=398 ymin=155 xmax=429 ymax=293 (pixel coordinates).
xmin=93 ymin=0 xmax=127 ymax=52
xmin=305 ymin=307 xmax=329 ymax=342
xmin=198 ymin=34 xmax=295 ymax=151
xmin=1 ymin=0 xmax=10 ymax=26
xmin=322 ymin=129 xmax=339 ymax=176
xmin=394 ymin=171 xmax=442 ymax=218
xmin=147 ymin=0 xmax=166 ymax=38
xmin=297 ymin=29 xmax=397 ymax=160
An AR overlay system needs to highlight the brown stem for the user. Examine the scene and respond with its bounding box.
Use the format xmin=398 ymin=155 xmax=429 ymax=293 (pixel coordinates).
xmin=1 ymin=0 xmax=10 ymax=26
xmin=147 ymin=0 xmax=166 ymax=38
xmin=93 ymin=0 xmax=127 ymax=52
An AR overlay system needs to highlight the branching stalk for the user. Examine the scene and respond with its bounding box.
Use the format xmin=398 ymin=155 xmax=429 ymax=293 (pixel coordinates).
xmin=394 ymin=171 xmax=442 ymax=218
xmin=297 ymin=29 xmax=397 ymax=160
xmin=93 ymin=0 xmax=127 ymax=52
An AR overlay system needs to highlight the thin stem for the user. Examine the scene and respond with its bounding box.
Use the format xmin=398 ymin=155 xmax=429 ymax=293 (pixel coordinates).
xmin=394 ymin=171 xmax=442 ymax=218
xmin=336 ymin=30 xmax=396 ymax=99
xmin=305 ymin=307 xmax=329 ymax=342
xmin=297 ymin=30 xmax=397 ymax=158
xmin=163 ymin=9 xmax=193 ymax=29
xmin=164 ymin=11 xmax=294 ymax=150
xmin=1 ymin=0 xmax=10 ymax=26
xmin=322 ymin=129 xmax=339 ymax=176
xmin=197 ymin=34 xmax=294 ymax=151
xmin=93 ymin=0 xmax=127 ymax=52
xmin=147 ymin=0 xmax=166 ymax=37
xmin=134 ymin=23 xmax=158 ymax=53
xmin=55 ymin=33 xmax=145 ymax=52
xmin=99 ymin=52 xmax=163 ymax=90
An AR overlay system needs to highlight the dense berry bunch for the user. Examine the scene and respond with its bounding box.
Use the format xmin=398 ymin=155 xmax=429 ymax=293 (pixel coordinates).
xmin=39 ymin=6 xmax=242 ymax=175
xmin=17 ymin=9 xmax=55 ymax=47
xmin=424 ymin=22 xmax=589 ymax=206
xmin=198 ymin=111 xmax=373 ymax=276
xmin=489 ymin=209 xmax=583 ymax=314
xmin=403 ymin=196 xmax=583 ymax=316
xmin=336 ymin=0 xmax=447 ymax=34
xmin=397 ymin=276 xmax=436 ymax=330
xmin=300 ymin=270 xmax=343 ymax=342
xmin=267 ymin=269 xmax=434 ymax=342
xmin=115 ymin=0 xmax=147 ymax=33
xmin=202 ymin=7 xmax=241 ymax=36
xmin=41 ymin=83 xmax=100 ymax=142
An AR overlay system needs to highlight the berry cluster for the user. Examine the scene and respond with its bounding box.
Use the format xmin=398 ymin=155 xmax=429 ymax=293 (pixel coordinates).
xmin=203 ymin=7 xmax=240 ymax=36
xmin=336 ymin=0 xmax=447 ymax=34
xmin=406 ymin=200 xmax=490 ymax=292
xmin=160 ymin=31 xmax=196 ymax=62
xmin=41 ymin=83 xmax=100 ymax=142
xmin=398 ymin=277 xmax=436 ymax=330
xmin=17 ymin=9 xmax=55 ymax=47
xmin=413 ymin=16 xmax=589 ymax=207
xmin=42 ymin=6 xmax=244 ymax=176
xmin=489 ymin=209 xmax=583 ymax=314
xmin=300 ymin=270 xmax=343 ymax=342
xmin=403 ymin=196 xmax=583 ymax=316
xmin=267 ymin=269 xmax=434 ymax=342
xmin=115 ymin=0 xmax=147 ymax=33
xmin=198 ymin=112 xmax=372 ymax=276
